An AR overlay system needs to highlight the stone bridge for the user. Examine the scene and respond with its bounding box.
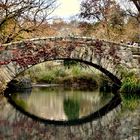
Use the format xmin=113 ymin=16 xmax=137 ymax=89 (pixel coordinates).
xmin=0 ymin=36 xmax=140 ymax=91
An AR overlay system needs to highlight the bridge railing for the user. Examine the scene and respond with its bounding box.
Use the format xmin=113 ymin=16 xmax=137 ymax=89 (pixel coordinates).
xmin=1 ymin=36 xmax=139 ymax=50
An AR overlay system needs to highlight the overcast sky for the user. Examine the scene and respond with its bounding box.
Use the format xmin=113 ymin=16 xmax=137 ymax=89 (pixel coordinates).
xmin=52 ymin=0 xmax=81 ymax=18
xmin=51 ymin=0 xmax=137 ymax=20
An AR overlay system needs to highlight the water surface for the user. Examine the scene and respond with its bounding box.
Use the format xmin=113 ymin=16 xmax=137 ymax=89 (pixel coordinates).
xmin=6 ymin=86 xmax=114 ymax=121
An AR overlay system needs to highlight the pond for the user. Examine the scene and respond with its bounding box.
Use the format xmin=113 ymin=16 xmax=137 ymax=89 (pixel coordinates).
xmin=4 ymin=85 xmax=121 ymax=125
xmin=1 ymin=85 xmax=140 ymax=139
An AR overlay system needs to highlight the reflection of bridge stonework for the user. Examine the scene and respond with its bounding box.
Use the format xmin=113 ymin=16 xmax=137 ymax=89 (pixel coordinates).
xmin=0 ymin=37 xmax=140 ymax=90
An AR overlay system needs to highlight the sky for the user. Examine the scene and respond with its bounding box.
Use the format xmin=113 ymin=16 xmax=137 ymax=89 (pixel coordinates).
xmin=52 ymin=0 xmax=81 ymax=19
xmin=51 ymin=0 xmax=138 ymax=21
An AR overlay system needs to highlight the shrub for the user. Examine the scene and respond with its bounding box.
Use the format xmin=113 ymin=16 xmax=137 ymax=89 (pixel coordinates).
xmin=121 ymin=94 xmax=140 ymax=111
xmin=120 ymin=72 xmax=140 ymax=95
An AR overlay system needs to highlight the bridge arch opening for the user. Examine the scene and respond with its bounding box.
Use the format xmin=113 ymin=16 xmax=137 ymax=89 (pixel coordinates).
xmin=11 ymin=58 xmax=122 ymax=91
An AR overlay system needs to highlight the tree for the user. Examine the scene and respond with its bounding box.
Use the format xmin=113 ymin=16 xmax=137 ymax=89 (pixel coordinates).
xmin=121 ymin=0 xmax=140 ymax=22
xmin=78 ymin=21 xmax=94 ymax=36
xmin=108 ymin=4 xmax=126 ymax=40
xmin=80 ymin=0 xmax=125 ymax=39
xmin=0 ymin=0 xmax=57 ymax=43
xmin=80 ymin=0 xmax=140 ymax=41
xmin=80 ymin=0 xmax=140 ymax=21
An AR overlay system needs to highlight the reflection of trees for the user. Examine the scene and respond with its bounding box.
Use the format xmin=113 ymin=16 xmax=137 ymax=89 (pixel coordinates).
xmin=100 ymin=91 xmax=113 ymax=100
xmin=64 ymin=98 xmax=80 ymax=120
xmin=17 ymin=88 xmax=32 ymax=100
xmin=12 ymin=94 xmax=28 ymax=110
xmin=1 ymin=96 xmax=138 ymax=140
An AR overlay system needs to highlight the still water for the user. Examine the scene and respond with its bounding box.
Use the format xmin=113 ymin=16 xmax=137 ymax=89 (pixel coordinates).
xmin=5 ymin=85 xmax=115 ymax=122
xmin=2 ymin=86 xmax=140 ymax=139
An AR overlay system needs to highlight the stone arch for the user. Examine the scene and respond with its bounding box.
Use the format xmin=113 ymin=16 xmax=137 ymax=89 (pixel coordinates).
xmin=0 ymin=37 xmax=137 ymax=90
xmin=0 ymin=57 xmax=122 ymax=91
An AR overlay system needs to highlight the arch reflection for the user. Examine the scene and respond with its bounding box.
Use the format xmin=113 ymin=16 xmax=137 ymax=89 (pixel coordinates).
xmin=4 ymin=86 xmax=121 ymax=126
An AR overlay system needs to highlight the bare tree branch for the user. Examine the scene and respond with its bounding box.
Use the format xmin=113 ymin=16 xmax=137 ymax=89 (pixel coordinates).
xmin=0 ymin=0 xmax=57 ymax=43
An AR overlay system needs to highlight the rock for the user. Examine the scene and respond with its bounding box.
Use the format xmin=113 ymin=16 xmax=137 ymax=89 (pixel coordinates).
xmin=7 ymin=78 xmax=32 ymax=91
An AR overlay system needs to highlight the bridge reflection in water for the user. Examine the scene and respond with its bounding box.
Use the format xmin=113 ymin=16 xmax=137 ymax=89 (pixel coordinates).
xmin=4 ymin=86 xmax=121 ymax=125
xmin=1 ymin=86 xmax=140 ymax=140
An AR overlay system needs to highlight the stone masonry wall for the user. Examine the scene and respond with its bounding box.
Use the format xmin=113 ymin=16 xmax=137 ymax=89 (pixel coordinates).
xmin=0 ymin=37 xmax=139 ymax=92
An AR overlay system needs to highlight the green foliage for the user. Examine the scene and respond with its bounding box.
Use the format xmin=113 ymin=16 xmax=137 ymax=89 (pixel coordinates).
xmin=120 ymin=71 xmax=140 ymax=94
xmin=12 ymin=94 xmax=28 ymax=109
xmin=70 ymin=65 xmax=81 ymax=76
xmin=120 ymin=69 xmax=140 ymax=110
xmin=37 ymin=68 xmax=67 ymax=83
xmin=64 ymin=98 xmax=80 ymax=120
xmin=39 ymin=74 xmax=55 ymax=84
xmin=54 ymin=68 xmax=66 ymax=77
xmin=121 ymin=94 xmax=140 ymax=111
xmin=25 ymin=63 xmax=99 ymax=85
